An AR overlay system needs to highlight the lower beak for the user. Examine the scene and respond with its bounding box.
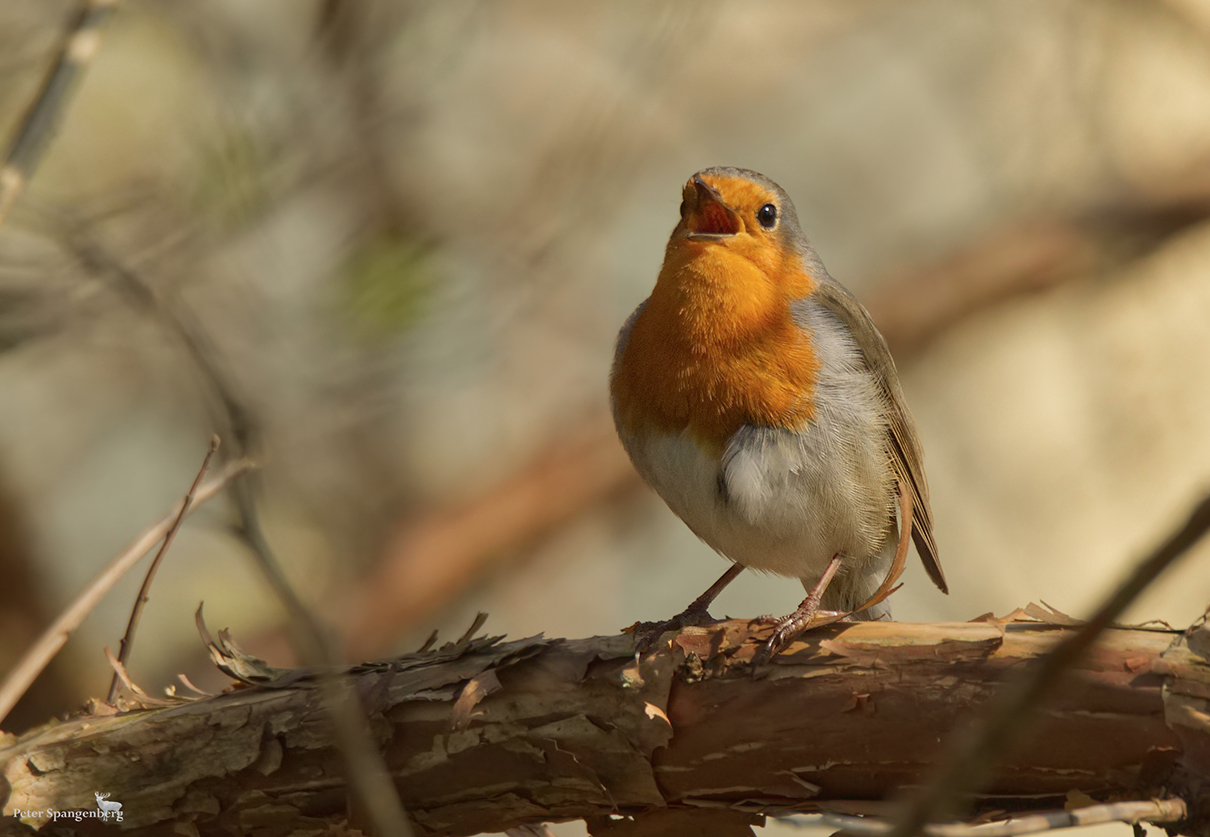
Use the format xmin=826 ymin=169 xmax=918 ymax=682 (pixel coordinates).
xmin=683 ymin=176 xmax=741 ymax=238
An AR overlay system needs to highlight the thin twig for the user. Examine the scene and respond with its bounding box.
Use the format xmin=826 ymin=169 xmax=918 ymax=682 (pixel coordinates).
xmin=0 ymin=457 xmax=252 ymax=725
xmin=887 ymin=492 xmax=1210 ymax=837
xmin=0 ymin=0 xmax=120 ymax=229
xmin=105 ymin=437 xmax=220 ymax=704
xmin=824 ymin=798 xmax=1187 ymax=837
xmin=102 ymin=647 xmax=172 ymax=707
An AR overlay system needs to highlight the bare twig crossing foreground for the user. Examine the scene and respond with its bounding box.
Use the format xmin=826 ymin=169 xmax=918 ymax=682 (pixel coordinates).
xmin=106 ymin=438 xmax=220 ymax=705
xmin=2 ymin=616 xmax=1209 ymax=836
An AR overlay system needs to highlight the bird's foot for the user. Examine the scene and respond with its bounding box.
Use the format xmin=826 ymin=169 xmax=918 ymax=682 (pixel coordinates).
xmin=630 ymin=603 xmax=721 ymax=653
xmin=749 ymin=607 xmax=846 ymax=665
xmin=749 ymin=553 xmax=846 ymax=664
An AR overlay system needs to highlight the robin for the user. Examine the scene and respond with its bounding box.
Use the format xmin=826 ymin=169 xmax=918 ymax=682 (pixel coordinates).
xmin=610 ymin=167 xmax=947 ymax=658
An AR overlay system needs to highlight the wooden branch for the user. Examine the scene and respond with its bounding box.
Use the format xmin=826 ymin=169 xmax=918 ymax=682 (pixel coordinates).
xmin=3 ymin=617 xmax=1209 ymax=836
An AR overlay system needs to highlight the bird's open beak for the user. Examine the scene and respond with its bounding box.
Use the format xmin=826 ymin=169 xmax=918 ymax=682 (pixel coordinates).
xmin=682 ymin=176 xmax=741 ymax=239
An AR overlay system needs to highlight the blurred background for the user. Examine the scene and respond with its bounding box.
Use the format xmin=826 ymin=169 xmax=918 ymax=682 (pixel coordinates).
xmin=2 ymin=1 xmax=1210 ymax=834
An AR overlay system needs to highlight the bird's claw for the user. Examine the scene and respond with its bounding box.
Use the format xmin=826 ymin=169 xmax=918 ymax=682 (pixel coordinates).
xmin=752 ymin=624 xmax=794 ymax=666
xmin=750 ymin=608 xmax=846 ymax=665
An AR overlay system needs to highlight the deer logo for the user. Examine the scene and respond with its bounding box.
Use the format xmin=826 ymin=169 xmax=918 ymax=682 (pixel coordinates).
xmin=94 ymin=792 xmax=122 ymax=821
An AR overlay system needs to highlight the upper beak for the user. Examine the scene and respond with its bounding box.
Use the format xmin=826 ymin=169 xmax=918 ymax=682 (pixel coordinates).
xmin=682 ymin=176 xmax=741 ymax=239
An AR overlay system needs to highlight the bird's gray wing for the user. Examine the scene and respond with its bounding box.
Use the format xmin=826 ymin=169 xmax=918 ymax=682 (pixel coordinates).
xmin=811 ymin=278 xmax=947 ymax=593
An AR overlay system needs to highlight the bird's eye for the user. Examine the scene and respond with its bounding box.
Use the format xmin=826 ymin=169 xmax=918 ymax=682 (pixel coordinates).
xmin=757 ymin=204 xmax=777 ymax=228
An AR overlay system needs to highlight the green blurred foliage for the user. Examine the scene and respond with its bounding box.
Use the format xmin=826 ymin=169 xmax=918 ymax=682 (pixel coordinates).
xmin=192 ymin=129 xmax=281 ymax=228
xmin=339 ymin=235 xmax=436 ymax=339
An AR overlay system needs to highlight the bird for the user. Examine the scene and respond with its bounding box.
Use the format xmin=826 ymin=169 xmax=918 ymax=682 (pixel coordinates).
xmin=610 ymin=167 xmax=947 ymax=658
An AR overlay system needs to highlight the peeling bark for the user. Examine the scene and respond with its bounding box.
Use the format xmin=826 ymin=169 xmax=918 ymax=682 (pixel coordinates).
xmin=2 ymin=618 xmax=1209 ymax=836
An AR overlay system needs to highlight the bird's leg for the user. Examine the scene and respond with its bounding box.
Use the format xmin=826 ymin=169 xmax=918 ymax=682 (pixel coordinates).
xmin=678 ymin=562 xmax=745 ymax=622
xmin=753 ymin=553 xmax=843 ymax=663
xmin=632 ymin=563 xmax=744 ymax=651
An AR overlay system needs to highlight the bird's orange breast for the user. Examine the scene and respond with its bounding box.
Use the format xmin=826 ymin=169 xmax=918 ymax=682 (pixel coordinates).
xmin=612 ymin=240 xmax=820 ymax=455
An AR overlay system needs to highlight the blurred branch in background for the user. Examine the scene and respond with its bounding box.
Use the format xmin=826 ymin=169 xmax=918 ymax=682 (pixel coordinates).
xmin=870 ymin=185 xmax=1210 ymax=355
xmin=0 ymin=0 xmax=118 ymax=227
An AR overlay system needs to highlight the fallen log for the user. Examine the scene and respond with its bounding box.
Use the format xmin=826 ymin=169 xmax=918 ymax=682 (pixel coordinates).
xmin=2 ymin=613 xmax=1209 ymax=836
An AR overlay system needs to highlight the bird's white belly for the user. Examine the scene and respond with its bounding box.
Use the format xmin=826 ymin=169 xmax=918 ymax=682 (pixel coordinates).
xmin=620 ymin=425 xmax=893 ymax=583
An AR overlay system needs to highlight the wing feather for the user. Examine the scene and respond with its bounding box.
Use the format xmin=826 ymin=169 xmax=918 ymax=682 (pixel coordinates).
xmin=811 ymin=279 xmax=948 ymax=593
